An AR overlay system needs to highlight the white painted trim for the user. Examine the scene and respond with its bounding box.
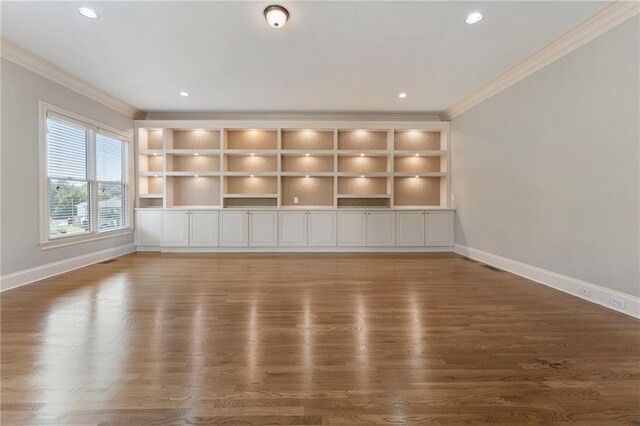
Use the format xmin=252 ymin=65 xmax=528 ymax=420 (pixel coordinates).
xmin=1 ymin=38 xmax=141 ymax=118
xmin=0 ymin=244 xmax=136 ymax=292
xmin=154 ymin=246 xmax=453 ymax=253
xmin=454 ymin=244 xmax=640 ymax=319
xmin=143 ymin=112 xmax=442 ymax=121
xmin=137 ymin=119 xmax=450 ymax=131
xmin=440 ymin=1 xmax=640 ymax=121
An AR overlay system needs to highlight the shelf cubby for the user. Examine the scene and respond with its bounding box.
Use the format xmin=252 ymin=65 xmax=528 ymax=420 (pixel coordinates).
xmin=138 ymin=151 xmax=163 ymax=176
xmin=223 ymin=197 xmax=278 ymax=208
xmin=169 ymin=129 xmax=220 ymax=150
xmin=338 ymin=176 xmax=389 ymax=195
xmin=138 ymin=197 xmax=163 ymax=208
xmin=167 ymin=153 xmax=220 ymax=173
xmin=225 ymin=129 xmax=277 ymax=150
xmin=338 ymin=154 xmax=388 ymax=173
xmin=337 ymin=197 xmax=391 ymax=208
xmin=394 ymin=130 xmax=443 ymax=151
xmin=394 ymin=155 xmax=445 ymax=174
xmin=167 ymin=176 xmax=220 ymax=207
xmin=139 ymin=176 xmax=164 ymax=196
xmin=281 ymin=176 xmax=334 ymax=207
xmin=224 ymin=176 xmax=277 ymax=195
xmin=225 ymin=154 xmax=277 ymax=173
xmin=393 ymin=176 xmax=445 ymax=207
xmin=138 ymin=129 xmax=163 ymax=150
xmin=281 ymin=129 xmax=334 ymax=150
xmin=338 ymin=130 xmax=388 ymax=151
xmin=282 ymin=155 xmax=334 ymax=173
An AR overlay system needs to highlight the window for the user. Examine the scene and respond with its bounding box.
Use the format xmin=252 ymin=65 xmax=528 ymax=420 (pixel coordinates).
xmin=41 ymin=104 xmax=131 ymax=247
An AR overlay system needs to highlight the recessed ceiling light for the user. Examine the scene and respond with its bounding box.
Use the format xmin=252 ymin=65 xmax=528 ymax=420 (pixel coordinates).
xmin=194 ymin=153 xmax=199 ymax=156
xmin=250 ymin=174 xmax=255 ymax=177
xmin=264 ymin=5 xmax=289 ymax=28
xmin=360 ymin=175 xmax=365 ymax=178
xmin=250 ymin=153 xmax=255 ymax=156
xmin=398 ymin=92 xmax=408 ymax=99
xmin=77 ymin=7 xmax=98 ymax=19
xmin=466 ymin=12 xmax=483 ymax=24
xmin=415 ymin=175 xmax=420 ymax=178
xmin=360 ymin=153 xmax=365 ymax=157
xmin=415 ymin=153 xmax=420 ymax=157
xmin=305 ymin=175 xmax=310 ymax=178
xmin=195 ymin=175 xmax=199 ymax=178
xmin=179 ymin=91 xmax=189 ymax=97
xmin=305 ymin=153 xmax=310 ymax=157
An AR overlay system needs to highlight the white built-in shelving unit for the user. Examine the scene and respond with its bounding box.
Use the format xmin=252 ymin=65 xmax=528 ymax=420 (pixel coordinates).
xmin=135 ymin=121 xmax=451 ymax=210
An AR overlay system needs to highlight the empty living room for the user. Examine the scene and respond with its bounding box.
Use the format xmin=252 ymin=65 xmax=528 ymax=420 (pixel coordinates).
xmin=1 ymin=1 xmax=639 ymax=424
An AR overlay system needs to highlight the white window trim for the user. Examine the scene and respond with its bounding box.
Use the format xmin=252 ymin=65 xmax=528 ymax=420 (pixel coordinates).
xmin=39 ymin=101 xmax=134 ymax=249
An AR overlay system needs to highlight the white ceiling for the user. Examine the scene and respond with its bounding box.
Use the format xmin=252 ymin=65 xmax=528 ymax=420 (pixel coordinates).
xmin=1 ymin=1 xmax=605 ymax=114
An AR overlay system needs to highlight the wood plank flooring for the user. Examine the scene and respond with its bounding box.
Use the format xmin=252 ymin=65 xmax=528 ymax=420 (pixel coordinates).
xmin=1 ymin=253 xmax=639 ymax=425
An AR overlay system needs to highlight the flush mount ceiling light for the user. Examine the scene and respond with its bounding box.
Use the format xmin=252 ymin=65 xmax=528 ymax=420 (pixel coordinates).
xmin=179 ymin=91 xmax=189 ymax=97
xmin=77 ymin=7 xmax=98 ymax=19
xmin=264 ymin=5 xmax=289 ymax=28
xmin=398 ymin=92 xmax=408 ymax=99
xmin=465 ymin=12 xmax=483 ymax=24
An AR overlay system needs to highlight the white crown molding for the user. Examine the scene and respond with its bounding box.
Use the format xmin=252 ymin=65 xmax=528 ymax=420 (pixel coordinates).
xmin=1 ymin=38 xmax=142 ymax=118
xmin=440 ymin=0 xmax=640 ymax=121
xmin=143 ymin=111 xmax=442 ymax=121
xmin=454 ymin=244 xmax=640 ymax=319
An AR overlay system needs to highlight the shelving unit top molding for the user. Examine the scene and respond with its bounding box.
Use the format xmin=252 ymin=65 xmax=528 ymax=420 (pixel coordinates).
xmin=135 ymin=119 xmax=450 ymax=131
xmin=135 ymin=119 xmax=451 ymax=211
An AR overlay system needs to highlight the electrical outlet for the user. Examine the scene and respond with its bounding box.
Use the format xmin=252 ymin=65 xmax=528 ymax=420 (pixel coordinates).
xmin=293 ymin=197 xmax=299 ymax=204
xmin=609 ymin=296 xmax=626 ymax=310
xmin=578 ymin=288 xmax=591 ymax=298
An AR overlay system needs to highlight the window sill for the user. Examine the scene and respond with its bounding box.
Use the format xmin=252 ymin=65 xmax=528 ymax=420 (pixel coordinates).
xmin=40 ymin=228 xmax=134 ymax=250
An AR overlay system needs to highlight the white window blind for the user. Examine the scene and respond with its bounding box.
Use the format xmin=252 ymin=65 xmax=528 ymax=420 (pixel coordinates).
xmin=96 ymin=133 xmax=128 ymax=232
xmin=44 ymin=111 xmax=130 ymax=243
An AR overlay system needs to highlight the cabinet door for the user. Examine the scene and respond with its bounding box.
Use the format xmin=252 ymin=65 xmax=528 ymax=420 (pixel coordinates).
xmin=426 ymin=211 xmax=454 ymax=247
xmin=366 ymin=211 xmax=395 ymax=246
xmin=162 ymin=211 xmax=189 ymax=246
xmin=396 ymin=211 xmax=425 ymax=246
xmin=249 ymin=211 xmax=278 ymax=247
xmin=136 ymin=210 xmax=162 ymax=246
xmin=190 ymin=211 xmax=219 ymax=247
xmin=308 ymin=211 xmax=336 ymax=247
xmin=220 ymin=211 xmax=248 ymax=247
xmin=337 ymin=211 xmax=367 ymax=247
xmin=279 ymin=211 xmax=307 ymax=247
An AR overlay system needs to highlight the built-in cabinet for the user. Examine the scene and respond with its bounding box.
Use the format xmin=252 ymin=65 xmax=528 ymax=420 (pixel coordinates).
xmin=136 ymin=210 xmax=162 ymax=245
xmin=396 ymin=211 xmax=425 ymax=246
xmin=190 ymin=211 xmax=219 ymax=246
xmin=248 ymin=211 xmax=278 ymax=247
xmin=426 ymin=211 xmax=454 ymax=246
xmin=219 ymin=211 xmax=248 ymax=247
xmin=308 ymin=211 xmax=337 ymax=247
xmin=137 ymin=209 xmax=453 ymax=250
xmin=161 ymin=211 xmax=189 ymax=246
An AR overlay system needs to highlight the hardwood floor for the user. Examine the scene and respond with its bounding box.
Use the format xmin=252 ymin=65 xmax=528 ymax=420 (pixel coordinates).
xmin=1 ymin=253 xmax=639 ymax=425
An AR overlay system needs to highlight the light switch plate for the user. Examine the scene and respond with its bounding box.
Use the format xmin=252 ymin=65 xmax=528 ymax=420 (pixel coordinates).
xmin=294 ymin=197 xmax=299 ymax=204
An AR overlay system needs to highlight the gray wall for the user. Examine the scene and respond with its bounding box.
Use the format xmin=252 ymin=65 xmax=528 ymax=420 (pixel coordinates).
xmin=1 ymin=59 xmax=134 ymax=276
xmin=451 ymin=17 xmax=640 ymax=297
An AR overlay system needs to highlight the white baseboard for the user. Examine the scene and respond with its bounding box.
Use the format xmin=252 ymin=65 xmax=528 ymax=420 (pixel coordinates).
xmin=454 ymin=244 xmax=640 ymax=319
xmin=0 ymin=243 xmax=136 ymax=292
xmin=139 ymin=246 xmax=454 ymax=253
